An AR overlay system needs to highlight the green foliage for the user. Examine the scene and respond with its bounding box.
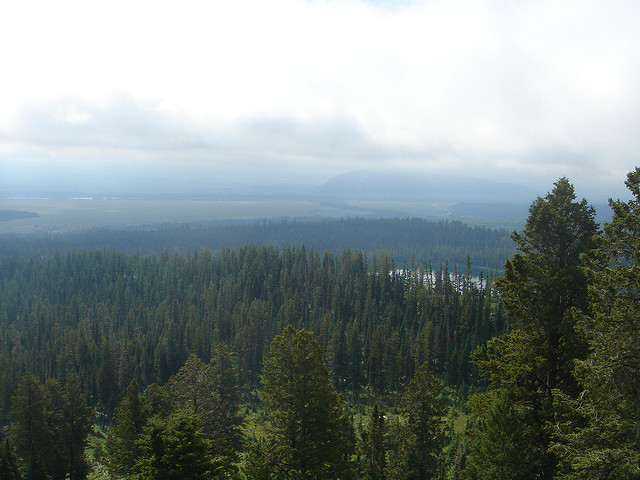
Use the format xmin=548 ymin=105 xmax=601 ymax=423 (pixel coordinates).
xmin=106 ymin=351 xmax=244 ymax=479
xmin=465 ymin=390 xmax=539 ymax=479
xmin=254 ymin=325 xmax=356 ymax=479
xmin=0 ymin=439 xmax=21 ymax=480
xmin=62 ymin=373 xmax=93 ymax=480
xmin=168 ymin=354 xmax=214 ymax=415
xmin=134 ymin=410 xmax=217 ymax=480
xmin=142 ymin=383 xmax=172 ymax=419
xmin=360 ymin=403 xmax=386 ymax=480
xmin=168 ymin=348 xmax=243 ymax=476
xmin=495 ymin=177 xmax=597 ymax=395
xmin=6 ymin=173 xmax=640 ymax=479
xmin=208 ymin=342 xmax=245 ymax=465
xmin=472 ymin=329 xmax=543 ymax=390
xmin=0 ymin=245 xmax=501 ymax=411
xmin=106 ymin=380 xmax=149 ymax=478
xmin=42 ymin=378 xmax=68 ymax=480
xmin=9 ymin=373 xmax=93 ymax=480
xmin=0 ymin=217 xmax=514 ymax=274
xmin=0 ymin=221 xmax=509 ymax=478
xmin=551 ymin=168 xmax=640 ymax=479
xmin=10 ymin=373 xmax=51 ymax=480
xmin=475 ymin=178 xmax=598 ymax=479
xmin=384 ymin=415 xmax=410 ymax=480
xmin=396 ymin=363 xmax=446 ymax=480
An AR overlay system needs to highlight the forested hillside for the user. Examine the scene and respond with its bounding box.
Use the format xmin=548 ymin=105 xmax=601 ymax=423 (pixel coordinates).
xmin=2 ymin=171 xmax=640 ymax=479
xmin=0 ymin=217 xmax=514 ymax=274
xmin=0 ymin=243 xmax=501 ymax=479
xmin=0 ymin=245 xmax=501 ymax=415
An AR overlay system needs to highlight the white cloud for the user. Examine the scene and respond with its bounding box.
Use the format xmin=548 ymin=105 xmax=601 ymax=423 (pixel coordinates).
xmin=1 ymin=0 xmax=639 ymax=195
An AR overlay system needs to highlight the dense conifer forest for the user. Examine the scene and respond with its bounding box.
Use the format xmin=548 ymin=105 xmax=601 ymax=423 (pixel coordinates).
xmin=0 ymin=243 xmax=501 ymax=412
xmin=2 ymin=169 xmax=640 ymax=479
xmin=0 ymin=217 xmax=514 ymax=275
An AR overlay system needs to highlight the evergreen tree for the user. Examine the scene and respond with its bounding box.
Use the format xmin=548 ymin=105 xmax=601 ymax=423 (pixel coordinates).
xmin=42 ymin=378 xmax=67 ymax=480
xmin=168 ymin=354 xmax=212 ymax=416
xmin=106 ymin=380 xmax=149 ymax=478
xmin=465 ymin=390 xmax=538 ymax=480
xmin=552 ymin=168 xmax=640 ymax=479
xmin=96 ymin=343 xmax=118 ymax=413
xmin=0 ymin=439 xmax=21 ymax=480
xmin=134 ymin=410 xmax=216 ymax=480
xmin=208 ymin=342 xmax=244 ymax=467
xmin=168 ymin=349 xmax=243 ymax=475
xmin=362 ymin=403 xmax=386 ymax=480
xmin=143 ymin=383 xmax=173 ymax=419
xmin=384 ymin=415 xmax=411 ymax=480
xmin=256 ymin=325 xmax=356 ymax=479
xmin=63 ymin=373 xmax=92 ymax=480
xmin=398 ymin=363 xmax=446 ymax=480
xmin=10 ymin=373 xmax=52 ymax=480
xmin=474 ymin=178 xmax=598 ymax=479
xmin=38 ymin=375 xmax=91 ymax=480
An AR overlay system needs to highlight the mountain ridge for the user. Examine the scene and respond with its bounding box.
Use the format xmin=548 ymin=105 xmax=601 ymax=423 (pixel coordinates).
xmin=316 ymin=170 xmax=538 ymax=202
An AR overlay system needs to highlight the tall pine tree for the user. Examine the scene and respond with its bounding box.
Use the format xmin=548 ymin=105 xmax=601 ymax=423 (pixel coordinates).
xmin=63 ymin=373 xmax=93 ymax=480
xmin=474 ymin=178 xmax=598 ymax=479
xmin=106 ymin=379 xmax=149 ymax=478
xmin=465 ymin=389 xmax=538 ymax=480
xmin=168 ymin=349 xmax=243 ymax=476
xmin=255 ymin=325 xmax=356 ymax=479
xmin=362 ymin=403 xmax=386 ymax=480
xmin=10 ymin=373 xmax=52 ymax=480
xmin=398 ymin=363 xmax=446 ymax=480
xmin=552 ymin=168 xmax=640 ymax=479
xmin=134 ymin=410 xmax=217 ymax=480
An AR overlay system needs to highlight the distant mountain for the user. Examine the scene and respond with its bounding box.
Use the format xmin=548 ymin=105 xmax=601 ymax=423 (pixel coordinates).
xmin=317 ymin=170 xmax=538 ymax=203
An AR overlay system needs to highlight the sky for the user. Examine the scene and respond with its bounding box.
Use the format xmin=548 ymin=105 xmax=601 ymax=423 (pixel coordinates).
xmin=1 ymin=0 xmax=639 ymax=200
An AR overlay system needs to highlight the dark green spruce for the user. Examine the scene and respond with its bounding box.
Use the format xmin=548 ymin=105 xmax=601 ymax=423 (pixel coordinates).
xmin=551 ymin=167 xmax=640 ymax=479
xmin=249 ymin=325 xmax=356 ymax=480
xmin=472 ymin=178 xmax=598 ymax=479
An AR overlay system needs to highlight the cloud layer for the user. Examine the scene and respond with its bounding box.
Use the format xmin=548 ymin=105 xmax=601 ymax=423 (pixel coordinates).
xmin=1 ymin=0 xmax=639 ymax=198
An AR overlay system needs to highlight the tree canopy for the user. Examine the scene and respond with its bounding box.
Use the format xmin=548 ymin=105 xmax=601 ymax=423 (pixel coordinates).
xmin=4 ymin=171 xmax=640 ymax=479
xmin=552 ymin=168 xmax=640 ymax=479
xmin=473 ymin=177 xmax=598 ymax=479
xmin=256 ymin=325 xmax=356 ymax=479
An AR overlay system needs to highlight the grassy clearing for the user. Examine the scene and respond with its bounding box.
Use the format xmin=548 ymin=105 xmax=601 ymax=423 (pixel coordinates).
xmin=86 ymin=425 xmax=109 ymax=480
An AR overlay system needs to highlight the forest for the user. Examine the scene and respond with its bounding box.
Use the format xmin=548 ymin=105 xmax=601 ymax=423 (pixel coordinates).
xmin=1 ymin=169 xmax=640 ymax=479
xmin=0 ymin=217 xmax=514 ymax=275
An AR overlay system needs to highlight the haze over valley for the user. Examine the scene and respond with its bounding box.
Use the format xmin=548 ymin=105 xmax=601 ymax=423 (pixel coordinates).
xmin=0 ymin=169 xmax=615 ymax=235
xmin=1 ymin=2 xmax=639 ymax=479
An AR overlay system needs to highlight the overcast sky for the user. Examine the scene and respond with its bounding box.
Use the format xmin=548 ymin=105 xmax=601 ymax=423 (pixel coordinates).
xmin=1 ymin=0 xmax=639 ymax=199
